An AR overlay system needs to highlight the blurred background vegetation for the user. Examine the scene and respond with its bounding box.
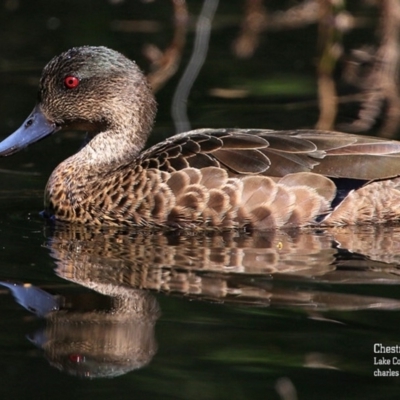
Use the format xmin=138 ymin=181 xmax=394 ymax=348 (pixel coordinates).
xmin=0 ymin=0 xmax=398 ymax=142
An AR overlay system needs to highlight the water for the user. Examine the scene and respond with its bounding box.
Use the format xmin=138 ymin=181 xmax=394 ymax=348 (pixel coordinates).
xmin=1 ymin=1 xmax=400 ymax=399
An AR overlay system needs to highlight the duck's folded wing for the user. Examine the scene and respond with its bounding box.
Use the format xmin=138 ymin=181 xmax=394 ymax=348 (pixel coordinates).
xmin=139 ymin=129 xmax=271 ymax=174
xmin=293 ymin=130 xmax=400 ymax=180
xmin=139 ymin=128 xmax=400 ymax=180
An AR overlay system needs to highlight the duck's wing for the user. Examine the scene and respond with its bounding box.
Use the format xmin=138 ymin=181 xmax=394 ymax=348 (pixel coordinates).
xmin=288 ymin=130 xmax=400 ymax=180
xmin=139 ymin=128 xmax=400 ymax=180
xmin=139 ymin=128 xmax=272 ymax=174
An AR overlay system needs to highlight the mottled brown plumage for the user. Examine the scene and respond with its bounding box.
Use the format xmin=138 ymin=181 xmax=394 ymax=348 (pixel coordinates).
xmin=2 ymin=46 xmax=400 ymax=229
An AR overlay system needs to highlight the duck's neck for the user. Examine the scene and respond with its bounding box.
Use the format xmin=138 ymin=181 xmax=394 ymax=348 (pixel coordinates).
xmin=78 ymin=125 xmax=148 ymax=170
xmin=74 ymin=93 xmax=156 ymax=170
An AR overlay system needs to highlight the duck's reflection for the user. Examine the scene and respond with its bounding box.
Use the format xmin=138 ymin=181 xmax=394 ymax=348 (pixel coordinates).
xmin=1 ymin=281 xmax=159 ymax=378
xmin=48 ymin=226 xmax=336 ymax=304
xmin=48 ymin=224 xmax=400 ymax=307
xmin=4 ymin=224 xmax=400 ymax=378
xmin=36 ymin=290 xmax=159 ymax=378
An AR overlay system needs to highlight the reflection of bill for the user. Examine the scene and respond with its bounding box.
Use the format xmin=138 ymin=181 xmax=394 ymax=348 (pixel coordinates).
xmin=1 ymin=281 xmax=160 ymax=379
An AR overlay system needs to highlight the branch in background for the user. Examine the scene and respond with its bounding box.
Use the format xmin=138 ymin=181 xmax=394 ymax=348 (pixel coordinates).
xmin=265 ymin=0 xmax=319 ymax=30
xmin=144 ymin=0 xmax=188 ymax=92
xmin=233 ymin=0 xmax=319 ymax=59
xmin=315 ymin=0 xmax=350 ymax=130
xmin=171 ymin=0 xmax=219 ymax=133
xmin=232 ymin=0 xmax=268 ymax=59
xmin=110 ymin=1 xmax=188 ymax=93
xmin=343 ymin=0 xmax=400 ymax=138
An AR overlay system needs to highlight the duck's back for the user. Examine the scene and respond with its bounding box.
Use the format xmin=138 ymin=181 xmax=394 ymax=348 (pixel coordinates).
xmin=141 ymin=128 xmax=400 ymax=180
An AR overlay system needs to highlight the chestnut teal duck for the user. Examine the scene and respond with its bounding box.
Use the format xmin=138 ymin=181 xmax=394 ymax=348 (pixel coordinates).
xmin=2 ymin=46 xmax=400 ymax=229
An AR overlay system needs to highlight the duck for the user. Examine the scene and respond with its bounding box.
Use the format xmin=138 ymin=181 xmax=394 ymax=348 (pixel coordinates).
xmin=2 ymin=45 xmax=400 ymax=230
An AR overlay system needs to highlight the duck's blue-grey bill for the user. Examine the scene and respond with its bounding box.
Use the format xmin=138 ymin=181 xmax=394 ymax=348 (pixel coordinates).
xmin=0 ymin=105 xmax=59 ymax=156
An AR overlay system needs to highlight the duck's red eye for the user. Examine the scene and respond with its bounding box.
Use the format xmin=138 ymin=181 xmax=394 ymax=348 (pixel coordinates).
xmin=64 ymin=75 xmax=80 ymax=89
xmin=69 ymin=354 xmax=85 ymax=363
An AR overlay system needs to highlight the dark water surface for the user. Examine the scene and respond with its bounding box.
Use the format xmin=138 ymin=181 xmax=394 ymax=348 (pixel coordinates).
xmin=1 ymin=1 xmax=400 ymax=399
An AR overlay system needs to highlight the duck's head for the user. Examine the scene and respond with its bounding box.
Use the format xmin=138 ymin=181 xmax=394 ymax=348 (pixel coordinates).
xmin=0 ymin=46 xmax=157 ymax=156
